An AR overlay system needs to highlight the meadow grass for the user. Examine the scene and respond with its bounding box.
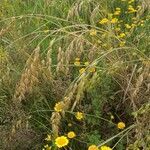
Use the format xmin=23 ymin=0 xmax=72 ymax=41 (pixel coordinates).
xmin=0 ymin=0 xmax=150 ymax=149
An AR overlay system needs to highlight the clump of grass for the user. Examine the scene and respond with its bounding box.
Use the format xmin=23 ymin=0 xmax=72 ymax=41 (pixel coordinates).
xmin=0 ymin=0 xmax=150 ymax=149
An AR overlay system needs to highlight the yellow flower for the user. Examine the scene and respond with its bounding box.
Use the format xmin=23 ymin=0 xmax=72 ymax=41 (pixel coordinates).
xmin=114 ymin=11 xmax=121 ymax=16
xmin=54 ymin=102 xmax=63 ymax=112
xmin=55 ymin=136 xmax=69 ymax=148
xmin=131 ymin=23 xmax=136 ymax=28
xmin=88 ymin=145 xmax=99 ymax=150
xmin=128 ymin=0 xmax=135 ymax=4
xmin=67 ymin=131 xmax=76 ymax=139
xmin=117 ymin=122 xmax=126 ymax=129
xmin=75 ymin=112 xmax=84 ymax=120
xmin=137 ymin=5 xmax=141 ymax=10
xmin=116 ymin=8 xmax=121 ymax=11
xmin=99 ymin=18 xmax=109 ymax=24
xmin=119 ymin=33 xmax=126 ymax=38
xmin=45 ymin=134 xmax=51 ymax=141
xmin=100 ymin=145 xmax=112 ymax=150
xmin=89 ymin=67 xmax=96 ymax=73
xmin=119 ymin=41 xmax=126 ymax=47
xmin=74 ymin=61 xmax=80 ymax=66
xmin=90 ymin=29 xmax=97 ymax=36
xmin=75 ymin=58 xmax=80 ymax=61
xmin=84 ymin=61 xmax=89 ymax=66
xmin=125 ymin=24 xmax=131 ymax=29
xmin=114 ymin=8 xmax=121 ymax=15
xmin=115 ymin=27 xmax=121 ymax=32
xmin=79 ymin=68 xmax=86 ymax=74
xmin=111 ymin=18 xmax=118 ymax=24
xmin=44 ymin=144 xmax=51 ymax=150
xmin=128 ymin=5 xmax=137 ymax=13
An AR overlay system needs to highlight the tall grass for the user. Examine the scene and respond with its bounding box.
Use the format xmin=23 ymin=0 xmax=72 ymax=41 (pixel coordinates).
xmin=0 ymin=0 xmax=150 ymax=149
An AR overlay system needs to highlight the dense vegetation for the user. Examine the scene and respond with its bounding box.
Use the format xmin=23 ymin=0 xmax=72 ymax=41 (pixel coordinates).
xmin=0 ymin=0 xmax=150 ymax=149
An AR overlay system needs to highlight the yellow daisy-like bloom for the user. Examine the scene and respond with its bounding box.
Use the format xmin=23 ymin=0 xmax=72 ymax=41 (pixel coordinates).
xmin=111 ymin=18 xmax=118 ymax=24
xmin=128 ymin=0 xmax=135 ymax=4
xmin=75 ymin=58 xmax=80 ymax=61
xmin=116 ymin=8 xmax=121 ymax=11
xmin=67 ymin=131 xmax=76 ymax=139
xmin=119 ymin=41 xmax=126 ymax=47
xmin=74 ymin=61 xmax=80 ymax=66
xmin=100 ymin=145 xmax=112 ymax=150
xmin=79 ymin=68 xmax=86 ymax=74
xmin=88 ymin=145 xmax=99 ymax=150
xmin=75 ymin=112 xmax=84 ymax=120
xmin=115 ymin=27 xmax=121 ymax=32
xmin=117 ymin=122 xmax=126 ymax=129
xmin=89 ymin=67 xmax=96 ymax=73
xmin=54 ymin=102 xmax=63 ymax=112
xmin=84 ymin=61 xmax=89 ymax=66
xmin=128 ymin=5 xmax=137 ymax=13
xmin=131 ymin=23 xmax=136 ymax=28
xmin=114 ymin=11 xmax=121 ymax=16
xmin=55 ymin=136 xmax=69 ymax=148
xmin=125 ymin=24 xmax=131 ymax=29
xmin=90 ymin=29 xmax=97 ymax=36
xmin=45 ymin=134 xmax=51 ymax=141
xmin=99 ymin=18 xmax=109 ymax=24
xmin=119 ymin=33 xmax=126 ymax=38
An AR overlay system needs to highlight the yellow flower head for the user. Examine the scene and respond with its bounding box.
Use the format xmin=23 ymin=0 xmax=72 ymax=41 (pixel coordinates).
xmin=54 ymin=102 xmax=63 ymax=112
xmin=119 ymin=41 xmax=126 ymax=47
xmin=131 ymin=23 xmax=136 ymax=28
xmin=128 ymin=0 xmax=135 ymax=4
xmin=115 ymin=27 xmax=121 ymax=32
xmin=79 ymin=68 xmax=86 ymax=74
xmin=137 ymin=5 xmax=141 ymax=10
xmin=128 ymin=5 xmax=137 ymax=13
xmin=117 ymin=122 xmax=126 ymax=129
xmin=99 ymin=18 xmax=109 ymax=24
xmin=100 ymin=145 xmax=112 ymax=150
xmin=74 ymin=61 xmax=80 ymax=66
xmin=119 ymin=33 xmax=126 ymax=38
xmin=88 ymin=145 xmax=99 ymax=150
xmin=89 ymin=67 xmax=96 ymax=73
xmin=75 ymin=112 xmax=84 ymax=120
xmin=111 ymin=18 xmax=118 ymax=24
xmin=114 ymin=11 xmax=121 ymax=16
xmin=125 ymin=24 xmax=131 ymax=29
xmin=75 ymin=58 xmax=80 ymax=61
xmin=67 ymin=131 xmax=76 ymax=139
xmin=45 ymin=134 xmax=51 ymax=141
xmin=116 ymin=8 xmax=121 ymax=11
xmin=90 ymin=29 xmax=97 ymax=36
xmin=55 ymin=136 xmax=69 ymax=148
xmin=84 ymin=61 xmax=89 ymax=66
